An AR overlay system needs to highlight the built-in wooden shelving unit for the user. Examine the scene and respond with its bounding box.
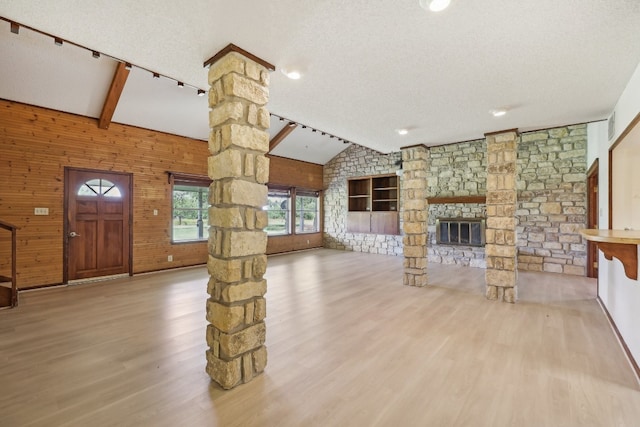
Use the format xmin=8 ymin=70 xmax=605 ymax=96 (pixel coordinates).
xmin=347 ymin=174 xmax=399 ymax=235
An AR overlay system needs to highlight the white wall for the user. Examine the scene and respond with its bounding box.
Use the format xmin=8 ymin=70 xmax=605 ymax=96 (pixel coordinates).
xmin=593 ymin=59 xmax=640 ymax=369
xmin=611 ymin=124 xmax=640 ymax=230
xmin=587 ymin=121 xmax=606 ymax=170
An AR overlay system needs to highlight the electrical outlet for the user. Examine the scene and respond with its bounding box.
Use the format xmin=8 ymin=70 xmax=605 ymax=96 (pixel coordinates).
xmin=307 ymin=239 xmax=310 ymax=244
xmin=34 ymin=207 xmax=49 ymax=215
xmin=167 ymin=255 xmax=173 ymax=262
xmin=153 ymin=209 xmax=158 ymax=216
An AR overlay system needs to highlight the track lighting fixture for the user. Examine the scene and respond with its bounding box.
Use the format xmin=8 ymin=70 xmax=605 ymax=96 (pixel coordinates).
xmin=268 ymin=113 xmax=356 ymax=147
xmin=3 ymin=17 xmax=209 ymax=97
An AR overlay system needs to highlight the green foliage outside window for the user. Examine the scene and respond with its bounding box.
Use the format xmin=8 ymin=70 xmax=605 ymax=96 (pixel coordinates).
xmin=265 ymin=191 xmax=290 ymax=236
xmin=265 ymin=188 xmax=319 ymax=236
xmin=173 ymin=184 xmax=209 ymax=242
xmin=295 ymin=195 xmax=319 ymax=233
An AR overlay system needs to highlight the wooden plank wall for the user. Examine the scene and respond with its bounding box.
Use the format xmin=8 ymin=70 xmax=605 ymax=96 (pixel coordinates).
xmin=0 ymin=101 xmax=330 ymax=288
xmin=266 ymin=155 xmax=324 ymax=254
xmin=0 ymin=100 xmax=209 ymax=288
xmin=267 ymin=155 xmax=324 ymax=189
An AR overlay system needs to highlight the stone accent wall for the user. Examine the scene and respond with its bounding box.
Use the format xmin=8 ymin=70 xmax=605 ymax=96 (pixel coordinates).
xmin=427 ymin=140 xmax=487 ymax=196
xmin=516 ymin=125 xmax=587 ymax=275
xmin=426 ymin=139 xmax=487 ymax=267
xmin=485 ymin=131 xmax=518 ymax=303
xmin=324 ymin=144 xmax=403 ymax=255
xmin=323 ymin=125 xmax=588 ymax=279
xmin=206 ymin=52 xmax=270 ymax=389
xmin=402 ymin=145 xmax=429 ymax=287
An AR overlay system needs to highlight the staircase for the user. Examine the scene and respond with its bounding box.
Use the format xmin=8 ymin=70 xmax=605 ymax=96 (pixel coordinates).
xmin=0 ymin=220 xmax=18 ymax=309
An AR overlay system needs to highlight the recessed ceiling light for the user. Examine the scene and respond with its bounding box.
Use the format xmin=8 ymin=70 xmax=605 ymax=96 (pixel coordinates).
xmin=491 ymin=109 xmax=507 ymax=117
xmin=420 ymin=0 xmax=451 ymax=12
xmin=281 ymin=68 xmax=302 ymax=80
xmin=397 ymin=129 xmax=409 ymax=135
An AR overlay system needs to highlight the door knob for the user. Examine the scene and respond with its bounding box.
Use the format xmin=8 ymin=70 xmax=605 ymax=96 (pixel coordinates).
xmin=69 ymin=231 xmax=80 ymax=238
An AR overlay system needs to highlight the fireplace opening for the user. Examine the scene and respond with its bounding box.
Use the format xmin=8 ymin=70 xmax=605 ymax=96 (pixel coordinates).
xmin=436 ymin=218 xmax=485 ymax=247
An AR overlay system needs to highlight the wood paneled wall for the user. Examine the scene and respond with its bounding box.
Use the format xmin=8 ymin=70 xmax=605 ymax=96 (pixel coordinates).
xmin=266 ymin=155 xmax=324 ymax=254
xmin=267 ymin=155 xmax=323 ymax=190
xmin=0 ymin=101 xmax=330 ymax=288
xmin=0 ymin=100 xmax=209 ymax=288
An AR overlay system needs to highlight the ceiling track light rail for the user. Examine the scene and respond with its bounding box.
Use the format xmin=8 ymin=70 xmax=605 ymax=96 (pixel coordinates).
xmin=271 ymin=113 xmax=355 ymax=145
xmin=2 ymin=17 xmax=207 ymax=97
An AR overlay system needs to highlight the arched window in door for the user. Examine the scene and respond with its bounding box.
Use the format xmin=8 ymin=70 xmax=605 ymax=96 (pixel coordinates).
xmin=77 ymin=178 xmax=122 ymax=198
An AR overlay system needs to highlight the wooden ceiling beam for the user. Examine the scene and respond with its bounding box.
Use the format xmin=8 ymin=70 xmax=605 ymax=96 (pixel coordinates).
xmin=269 ymin=122 xmax=297 ymax=152
xmin=98 ymin=62 xmax=130 ymax=129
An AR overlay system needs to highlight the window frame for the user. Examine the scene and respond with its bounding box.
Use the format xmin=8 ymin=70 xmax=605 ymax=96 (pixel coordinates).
xmin=265 ymin=186 xmax=292 ymax=236
xmin=294 ymin=190 xmax=320 ymax=234
xmin=266 ymin=185 xmax=322 ymax=237
xmin=168 ymin=172 xmax=212 ymax=244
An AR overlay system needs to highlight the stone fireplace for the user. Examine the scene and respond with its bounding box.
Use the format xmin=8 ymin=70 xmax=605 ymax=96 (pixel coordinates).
xmin=427 ymin=203 xmax=486 ymax=268
xmin=436 ymin=217 xmax=485 ymax=247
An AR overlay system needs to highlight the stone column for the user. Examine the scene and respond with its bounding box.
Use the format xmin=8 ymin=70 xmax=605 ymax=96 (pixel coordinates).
xmin=484 ymin=130 xmax=518 ymax=303
xmin=204 ymin=46 xmax=273 ymax=389
xmin=401 ymin=145 xmax=429 ymax=287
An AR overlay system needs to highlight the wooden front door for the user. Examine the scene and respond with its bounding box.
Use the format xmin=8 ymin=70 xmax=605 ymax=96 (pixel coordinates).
xmin=65 ymin=169 xmax=132 ymax=281
xmin=587 ymin=161 xmax=599 ymax=278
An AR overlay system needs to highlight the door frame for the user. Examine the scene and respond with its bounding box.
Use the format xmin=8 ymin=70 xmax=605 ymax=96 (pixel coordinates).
xmin=63 ymin=167 xmax=134 ymax=283
xmin=586 ymin=159 xmax=599 ymax=279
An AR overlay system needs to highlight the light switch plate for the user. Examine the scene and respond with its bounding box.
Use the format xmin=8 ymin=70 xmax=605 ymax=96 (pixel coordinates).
xmin=34 ymin=207 xmax=49 ymax=215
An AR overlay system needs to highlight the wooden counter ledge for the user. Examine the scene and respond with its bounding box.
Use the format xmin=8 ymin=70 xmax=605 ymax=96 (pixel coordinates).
xmin=580 ymin=229 xmax=640 ymax=280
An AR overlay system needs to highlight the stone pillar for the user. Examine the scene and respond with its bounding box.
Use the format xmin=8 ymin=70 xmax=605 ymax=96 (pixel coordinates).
xmin=401 ymin=145 xmax=429 ymax=287
xmin=204 ymin=46 xmax=273 ymax=389
xmin=484 ymin=130 xmax=518 ymax=303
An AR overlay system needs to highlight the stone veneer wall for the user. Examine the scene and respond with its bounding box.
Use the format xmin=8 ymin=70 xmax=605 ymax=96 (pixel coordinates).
xmin=402 ymin=145 xmax=429 ymax=286
xmin=516 ymin=125 xmax=587 ymax=275
xmin=427 ymin=139 xmax=487 ymax=267
xmin=324 ymin=144 xmax=403 ymax=255
xmin=205 ymin=51 xmax=270 ymax=389
xmin=323 ymin=125 xmax=587 ymax=276
xmin=484 ymin=130 xmax=519 ymax=303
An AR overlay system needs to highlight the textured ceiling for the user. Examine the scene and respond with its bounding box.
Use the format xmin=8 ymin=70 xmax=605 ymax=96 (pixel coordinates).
xmin=1 ymin=0 xmax=640 ymax=163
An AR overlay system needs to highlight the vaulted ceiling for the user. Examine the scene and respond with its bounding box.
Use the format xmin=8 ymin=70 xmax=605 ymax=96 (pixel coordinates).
xmin=1 ymin=1 xmax=640 ymax=165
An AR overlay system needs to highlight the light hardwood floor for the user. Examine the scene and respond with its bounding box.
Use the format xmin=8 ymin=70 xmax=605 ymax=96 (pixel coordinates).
xmin=1 ymin=249 xmax=639 ymax=426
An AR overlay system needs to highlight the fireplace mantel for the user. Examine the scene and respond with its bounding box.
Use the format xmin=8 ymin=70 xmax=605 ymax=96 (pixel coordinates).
xmin=427 ymin=195 xmax=486 ymax=204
